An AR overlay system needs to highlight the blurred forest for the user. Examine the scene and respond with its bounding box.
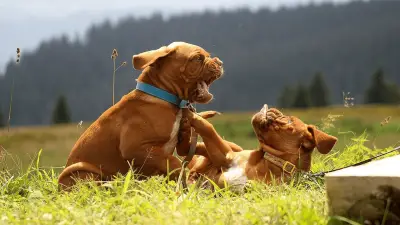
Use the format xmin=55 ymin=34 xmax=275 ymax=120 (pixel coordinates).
xmin=0 ymin=0 xmax=400 ymax=126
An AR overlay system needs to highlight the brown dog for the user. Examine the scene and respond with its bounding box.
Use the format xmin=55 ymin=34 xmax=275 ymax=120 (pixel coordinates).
xmin=186 ymin=105 xmax=338 ymax=192
xmin=58 ymin=42 xmax=223 ymax=190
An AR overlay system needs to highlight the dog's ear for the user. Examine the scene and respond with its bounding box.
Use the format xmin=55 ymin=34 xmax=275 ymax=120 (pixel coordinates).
xmin=132 ymin=46 xmax=176 ymax=70
xmin=307 ymin=125 xmax=337 ymax=154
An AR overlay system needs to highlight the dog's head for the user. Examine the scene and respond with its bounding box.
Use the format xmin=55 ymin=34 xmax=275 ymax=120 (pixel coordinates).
xmin=132 ymin=42 xmax=223 ymax=104
xmin=251 ymin=104 xmax=337 ymax=170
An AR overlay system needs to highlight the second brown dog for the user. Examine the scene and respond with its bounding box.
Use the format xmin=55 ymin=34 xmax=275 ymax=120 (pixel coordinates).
xmin=186 ymin=105 xmax=338 ymax=192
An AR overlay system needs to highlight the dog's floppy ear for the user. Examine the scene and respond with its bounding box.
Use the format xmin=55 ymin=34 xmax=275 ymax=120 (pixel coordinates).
xmin=132 ymin=46 xmax=175 ymax=70
xmin=307 ymin=125 xmax=337 ymax=154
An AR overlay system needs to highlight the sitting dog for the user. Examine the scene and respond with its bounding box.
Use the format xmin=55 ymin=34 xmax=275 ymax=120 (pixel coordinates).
xmin=186 ymin=105 xmax=338 ymax=191
xmin=58 ymin=42 xmax=223 ymax=190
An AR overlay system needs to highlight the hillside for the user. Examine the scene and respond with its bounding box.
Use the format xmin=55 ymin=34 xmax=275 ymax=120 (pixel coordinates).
xmin=1 ymin=0 xmax=400 ymax=125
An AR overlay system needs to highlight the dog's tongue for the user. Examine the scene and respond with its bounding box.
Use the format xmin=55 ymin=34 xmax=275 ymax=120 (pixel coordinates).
xmin=201 ymin=81 xmax=209 ymax=91
xmin=194 ymin=81 xmax=213 ymax=102
xmin=197 ymin=81 xmax=209 ymax=93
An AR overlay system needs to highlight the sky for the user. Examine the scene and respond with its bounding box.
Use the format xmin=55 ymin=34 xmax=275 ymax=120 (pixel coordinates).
xmin=0 ymin=0 xmax=357 ymax=73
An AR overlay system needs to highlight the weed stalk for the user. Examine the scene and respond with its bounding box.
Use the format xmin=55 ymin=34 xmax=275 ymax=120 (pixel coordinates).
xmin=7 ymin=48 xmax=20 ymax=132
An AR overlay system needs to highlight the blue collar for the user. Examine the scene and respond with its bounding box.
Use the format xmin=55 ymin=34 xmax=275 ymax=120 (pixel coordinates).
xmin=135 ymin=81 xmax=189 ymax=108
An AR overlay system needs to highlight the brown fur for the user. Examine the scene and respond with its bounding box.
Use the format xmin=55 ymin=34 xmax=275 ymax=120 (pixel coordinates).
xmin=58 ymin=42 xmax=223 ymax=190
xmin=186 ymin=105 xmax=338 ymax=188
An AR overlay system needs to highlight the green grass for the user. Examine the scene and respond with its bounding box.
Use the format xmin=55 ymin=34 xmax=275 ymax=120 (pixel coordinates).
xmin=0 ymin=105 xmax=400 ymax=224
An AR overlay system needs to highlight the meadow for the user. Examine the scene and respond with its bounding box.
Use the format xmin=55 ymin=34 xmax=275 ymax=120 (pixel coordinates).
xmin=0 ymin=105 xmax=399 ymax=224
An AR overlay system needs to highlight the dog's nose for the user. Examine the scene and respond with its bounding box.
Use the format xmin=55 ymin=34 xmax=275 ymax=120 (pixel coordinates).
xmin=214 ymin=57 xmax=223 ymax=66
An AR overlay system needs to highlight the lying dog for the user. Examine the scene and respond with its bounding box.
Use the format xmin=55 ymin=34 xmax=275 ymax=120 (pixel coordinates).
xmin=186 ymin=105 xmax=338 ymax=191
xmin=58 ymin=42 xmax=223 ymax=190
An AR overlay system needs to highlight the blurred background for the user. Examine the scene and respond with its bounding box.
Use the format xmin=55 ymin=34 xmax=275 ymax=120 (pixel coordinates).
xmin=0 ymin=0 xmax=399 ymax=169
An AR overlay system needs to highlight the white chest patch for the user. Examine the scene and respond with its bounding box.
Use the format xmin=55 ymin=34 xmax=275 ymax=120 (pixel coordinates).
xmin=163 ymin=109 xmax=182 ymax=155
xmin=222 ymin=157 xmax=248 ymax=193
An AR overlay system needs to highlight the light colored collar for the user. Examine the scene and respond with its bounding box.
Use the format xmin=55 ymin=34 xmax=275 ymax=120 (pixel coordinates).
xmin=135 ymin=81 xmax=189 ymax=108
xmin=263 ymin=151 xmax=297 ymax=176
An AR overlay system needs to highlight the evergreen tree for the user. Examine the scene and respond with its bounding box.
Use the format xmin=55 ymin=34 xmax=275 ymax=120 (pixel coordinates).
xmin=0 ymin=107 xmax=4 ymax=128
xmin=52 ymin=95 xmax=71 ymax=124
xmin=309 ymin=72 xmax=330 ymax=107
xmin=277 ymin=85 xmax=296 ymax=108
xmin=364 ymin=68 xmax=400 ymax=104
xmin=292 ymin=84 xmax=311 ymax=108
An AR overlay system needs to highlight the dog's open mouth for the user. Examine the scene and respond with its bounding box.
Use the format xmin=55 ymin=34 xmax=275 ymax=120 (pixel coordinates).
xmin=193 ymin=72 xmax=222 ymax=103
xmin=191 ymin=57 xmax=224 ymax=104
xmin=197 ymin=81 xmax=210 ymax=94
xmin=194 ymin=80 xmax=213 ymax=103
xmin=197 ymin=77 xmax=214 ymax=96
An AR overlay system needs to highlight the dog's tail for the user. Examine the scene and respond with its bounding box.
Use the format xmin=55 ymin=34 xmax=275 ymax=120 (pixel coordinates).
xmin=58 ymin=162 xmax=103 ymax=190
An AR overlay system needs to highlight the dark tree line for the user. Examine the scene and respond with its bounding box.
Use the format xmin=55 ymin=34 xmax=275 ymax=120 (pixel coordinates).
xmin=277 ymin=72 xmax=330 ymax=109
xmin=364 ymin=68 xmax=400 ymax=105
xmin=1 ymin=0 xmax=400 ymax=125
xmin=278 ymin=69 xmax=400 ymax=109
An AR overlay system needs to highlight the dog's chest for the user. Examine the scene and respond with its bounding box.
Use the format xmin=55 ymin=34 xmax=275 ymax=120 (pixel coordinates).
xmin=163 ymin=109 xmax=182 ymax=155
xmin=222 ymin=157 xmax=248 ymax=193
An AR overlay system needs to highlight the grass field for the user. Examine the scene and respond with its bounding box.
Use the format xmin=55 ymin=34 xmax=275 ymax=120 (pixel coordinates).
xmin=0 ymin=105 xmax=399 ymax=224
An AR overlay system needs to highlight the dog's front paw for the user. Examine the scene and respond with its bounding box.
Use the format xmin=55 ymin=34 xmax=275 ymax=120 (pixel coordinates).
xmin=197 ymin=111 xmax=221 ymax=119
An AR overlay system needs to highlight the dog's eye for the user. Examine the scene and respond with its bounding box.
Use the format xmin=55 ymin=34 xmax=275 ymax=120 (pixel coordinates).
xmin=192 ymin=55 xmax=204 ymax=62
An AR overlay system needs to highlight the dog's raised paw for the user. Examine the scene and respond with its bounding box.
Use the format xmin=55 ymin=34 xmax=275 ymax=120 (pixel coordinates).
xmin=198 ymin=111 xmax=221 ymax=119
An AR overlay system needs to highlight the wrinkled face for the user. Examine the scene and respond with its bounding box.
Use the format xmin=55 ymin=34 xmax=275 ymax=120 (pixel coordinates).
xmin=132 ymin=42 xmax=224 ymax=104
xmin=251 ymin=104 xmax=338 ymax=156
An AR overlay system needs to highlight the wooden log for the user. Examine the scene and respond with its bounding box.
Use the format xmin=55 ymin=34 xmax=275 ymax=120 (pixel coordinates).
xmin=325 ymin=155 xmax=400 ymax=223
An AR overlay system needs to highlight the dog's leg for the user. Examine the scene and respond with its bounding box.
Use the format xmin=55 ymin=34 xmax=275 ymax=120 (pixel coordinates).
xmin=176 ymin=110 xmax=221 ymax=157
xmin=223 ymin=140 xmax=244 ymax=152
xmin=187 ymin=111 xmax=233 ymax=168
xmin=194 ymin=140 xmax=243 ymax=157
xmin=176 ymin=113 xmax=192 ymax=157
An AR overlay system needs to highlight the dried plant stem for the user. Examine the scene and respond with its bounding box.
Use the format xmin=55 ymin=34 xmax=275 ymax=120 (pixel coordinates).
xmin=8 ymin=48 xmax=21 ymax=132
xmin=7 ymin=75 xmax=15 ymax=133
xmin=110 ymin=49 xmax=125 ymax=106
xmin=112 ymin=58 xmax=116 ymax=106
xmin=371 ymin=128 xmax=382 ymax=150
xmin=115 ymin=63 xmax=125 ymax=72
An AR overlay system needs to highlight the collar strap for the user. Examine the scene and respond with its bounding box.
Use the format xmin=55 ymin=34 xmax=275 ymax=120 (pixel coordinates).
xmin=263 ymin=152 xmax=297 ymax=175
xmin=136 ymin=81 xmax=189 ymax=108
